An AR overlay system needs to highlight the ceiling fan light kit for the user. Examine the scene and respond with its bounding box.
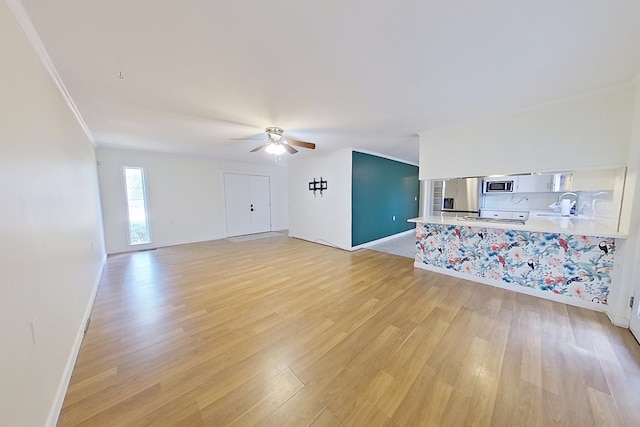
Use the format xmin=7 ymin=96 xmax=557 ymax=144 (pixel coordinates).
xmin=265 ymin=127 xmax=284 ymax=141
xmin=240 ymin=127 xmax=317 ymax=155
xmin=265 ymin=142 xmax=286 ymax=155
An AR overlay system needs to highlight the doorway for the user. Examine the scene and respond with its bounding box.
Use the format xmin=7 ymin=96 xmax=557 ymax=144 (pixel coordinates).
xmin=224 ymin=173 xmax=272 ymax=237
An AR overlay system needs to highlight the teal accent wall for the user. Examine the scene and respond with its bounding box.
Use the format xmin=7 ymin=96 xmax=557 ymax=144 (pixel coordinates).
xmin=352 ymin=151 xmax=419 ymax=246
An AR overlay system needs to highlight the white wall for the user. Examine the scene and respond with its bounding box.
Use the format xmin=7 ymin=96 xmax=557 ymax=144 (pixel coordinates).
xmin=288 ymin=149 xmax=352 ymax=250
xmin=0 ymin=3 xmax=106 ymax=426
xmin=419 ymin=86 xmax=635 ymax=179
xmin=610 ymin=81 xmax=640 ymax=326
xmin=97 ymin=147 xmax=289 ymax=254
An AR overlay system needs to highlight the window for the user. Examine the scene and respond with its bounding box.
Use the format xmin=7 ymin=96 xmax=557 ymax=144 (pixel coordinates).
xmin=124 ymin=166 xmax=151 ymax=245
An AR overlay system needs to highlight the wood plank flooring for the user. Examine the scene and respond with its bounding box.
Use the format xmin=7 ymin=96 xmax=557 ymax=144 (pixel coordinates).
xmin=58 ymin=236 xmax=640 ymax=426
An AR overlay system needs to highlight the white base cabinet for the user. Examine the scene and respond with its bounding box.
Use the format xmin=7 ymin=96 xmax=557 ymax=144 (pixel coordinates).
xmin=480 ymin=209 xmax=529 ymax=220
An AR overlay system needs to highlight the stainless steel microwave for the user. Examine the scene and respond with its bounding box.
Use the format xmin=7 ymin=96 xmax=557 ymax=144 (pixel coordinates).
xmin=484 ymin=180 xmax=514 ymax=193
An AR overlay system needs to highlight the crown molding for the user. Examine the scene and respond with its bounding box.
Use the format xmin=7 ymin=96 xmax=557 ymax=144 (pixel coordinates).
xmin=5 ymin=0 xmax=95 ymax=146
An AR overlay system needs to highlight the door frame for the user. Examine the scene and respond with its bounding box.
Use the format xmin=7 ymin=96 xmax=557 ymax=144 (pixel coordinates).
xmin=629 ymin=238 xmax=640 ymax=341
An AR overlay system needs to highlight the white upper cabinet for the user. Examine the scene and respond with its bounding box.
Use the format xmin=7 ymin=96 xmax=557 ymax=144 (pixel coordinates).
xmin=516 ymin=175 xmax=553 ymax=192
xmin=515 ymin=174 xmax=572 ymax=193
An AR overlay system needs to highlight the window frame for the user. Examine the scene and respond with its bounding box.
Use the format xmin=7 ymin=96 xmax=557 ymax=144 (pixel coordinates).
xmin=123 ymin=166 xmax=152 ymax=246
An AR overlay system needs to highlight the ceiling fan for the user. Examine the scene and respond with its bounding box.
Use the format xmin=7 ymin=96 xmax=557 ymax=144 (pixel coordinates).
xmin=237 ymin=127 xmax=316 ymax=155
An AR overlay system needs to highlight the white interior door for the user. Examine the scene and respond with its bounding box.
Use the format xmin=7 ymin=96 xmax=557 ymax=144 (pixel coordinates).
xmin=249 ymin=175 xmax=271 ymax=234
xmin=224 ymin=173 xmax=251 ymax=237
xmin=223 ymin=173 xmax=271 ymax=237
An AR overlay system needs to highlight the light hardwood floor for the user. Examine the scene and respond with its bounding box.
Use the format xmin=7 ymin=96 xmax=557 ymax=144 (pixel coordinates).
xmin=58 ymin=236 xmax=640 ymax=426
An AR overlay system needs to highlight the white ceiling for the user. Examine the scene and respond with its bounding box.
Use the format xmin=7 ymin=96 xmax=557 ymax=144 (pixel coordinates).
xmin=19 ymin=0 xmax=640 ymax=165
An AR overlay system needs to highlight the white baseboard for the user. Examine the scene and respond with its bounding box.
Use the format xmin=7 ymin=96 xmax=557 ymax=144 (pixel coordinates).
xmin=46 ymin=254 xmax=106 ymax=427
xmin=352 ymin=228 xmax=415 ymax=251
xmin=607 ymin=312 xmax=630 ymax=328
xmin=414 ymin=261 xmax=608 ymax=313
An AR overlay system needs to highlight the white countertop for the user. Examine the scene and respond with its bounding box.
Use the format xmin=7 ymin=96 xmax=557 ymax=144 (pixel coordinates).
xmin=408 ymin=215 xmax=626 ymax=238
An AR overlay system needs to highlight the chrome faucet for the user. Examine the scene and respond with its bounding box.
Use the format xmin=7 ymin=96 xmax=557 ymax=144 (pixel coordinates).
xmin=558 ymin=192 xmax=577 ymax=202
xmin=557 ymin=192 xmax=578 ymax=215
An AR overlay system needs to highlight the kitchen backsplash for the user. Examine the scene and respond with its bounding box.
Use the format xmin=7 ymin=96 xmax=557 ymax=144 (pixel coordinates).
xmin=481 ymin=192 xmax=558 ymax=211
xmin=482 ymin=190 xmax=616 ymax=218
xmin=576 ymin=190 xmax=617 ymax=219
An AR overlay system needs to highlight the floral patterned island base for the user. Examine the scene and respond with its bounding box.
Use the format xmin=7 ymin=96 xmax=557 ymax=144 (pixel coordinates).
xmin=415 ymin=223 xmax=614 ymax=305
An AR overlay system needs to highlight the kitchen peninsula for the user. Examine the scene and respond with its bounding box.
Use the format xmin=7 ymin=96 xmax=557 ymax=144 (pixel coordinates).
xmin=408 ymin=214 xmax=625 ymax=310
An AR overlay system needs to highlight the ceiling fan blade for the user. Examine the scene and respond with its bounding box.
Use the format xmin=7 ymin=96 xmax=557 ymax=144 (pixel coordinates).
xmin=250 ymin=143 xmax=269 ymax=152
xmin=287 ymin=139 xmax=316 ymax=150
xmin=283 ymin=144 xmax=298 ymax=154
xmin=231 ymin=135 xmax=264 ymax=141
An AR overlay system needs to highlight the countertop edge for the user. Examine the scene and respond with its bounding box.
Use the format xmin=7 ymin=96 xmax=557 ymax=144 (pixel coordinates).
xmin=408 ymin=216 xmax=627 ymax=239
